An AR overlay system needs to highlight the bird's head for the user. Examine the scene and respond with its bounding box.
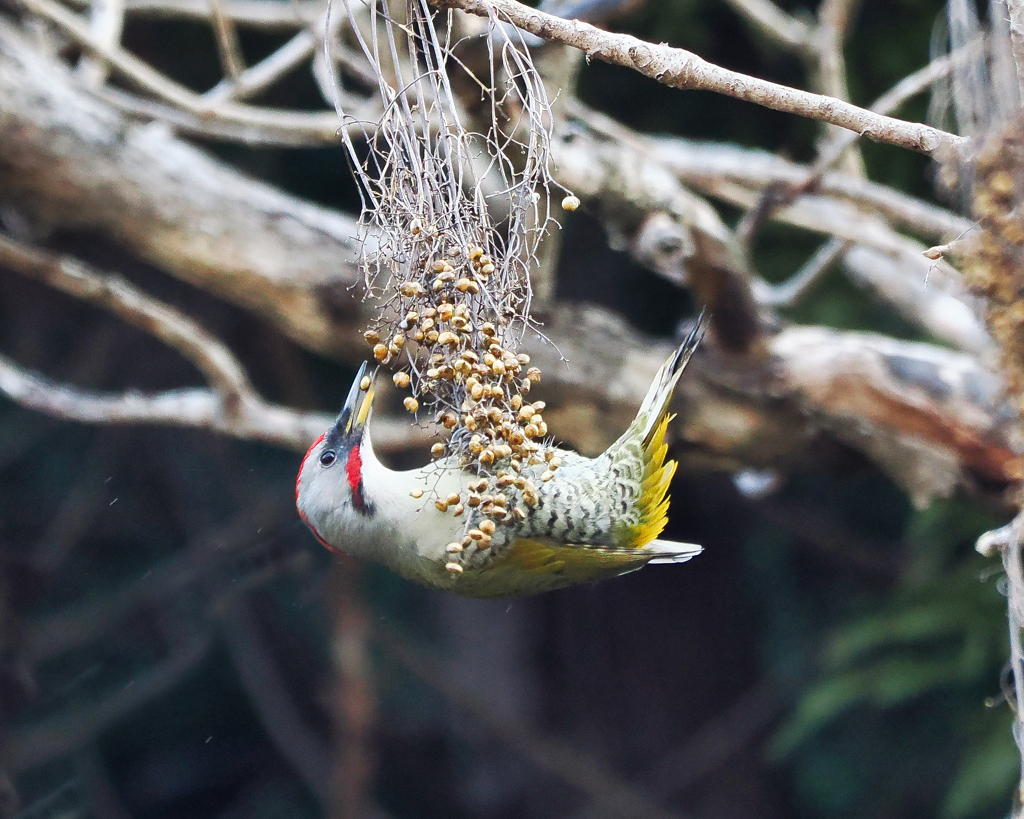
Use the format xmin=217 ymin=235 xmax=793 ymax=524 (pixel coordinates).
xmin=296 ymin=362 xmax=378 ymax=551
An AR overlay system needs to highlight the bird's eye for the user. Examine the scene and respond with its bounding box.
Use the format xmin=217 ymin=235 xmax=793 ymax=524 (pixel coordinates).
xmin=319 ymin=450 xmax=337 ymax=467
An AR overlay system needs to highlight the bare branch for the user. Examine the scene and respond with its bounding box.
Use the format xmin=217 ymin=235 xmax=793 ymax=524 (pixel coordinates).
xmin=721 ymin=0 xmax=811 ymax=51
xmin=433 ymin=0 xmax=965 ymax=157
xmin=0 ymin=235 xmax=253 ymax=399
xmin=76 ymin=0 xmax=125 ymax=87
xmin=68 ymin=0 xmax=323 ymax=26
xmin=208 ymin=0 xmax=247 ymax=80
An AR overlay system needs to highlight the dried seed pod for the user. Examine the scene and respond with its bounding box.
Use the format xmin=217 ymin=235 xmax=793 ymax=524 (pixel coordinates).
xmin=477 ymin=534 xmax=492 ymax=549
xmin=431 ymin=260 xmax=447 ymax=273
xmin=461 ymin=350 xmax=479 ymax=364
xmin=530 ymin=414 xmax=544 ymax=426
xmin=521 ymin=379 xmax=532 ymax=394
xmin=496 ymin=474 xmax=515 ymax=488
xmin=451 ymin=316 xmax=469 ymax=330
xmin=425 ymin=330 xmax=439 ymax=344
xmin=479 ymin=449 xmax=495 ymax=465
xmin=451 ymin=504 xmax=464 ymax=517
xmin=481 ymin=322 xmax=496 ymax=337
xmin=437 ymin=331 xmax=460 ymax=347
xmin=438 ymin=271 xmax=456 ymax=283
xmin=440 ymin=412 xmax=458 ymax=429
xmin=456 ymin=277 xmax=480 ymax=294
xmin=445 ymin=562 xmax=463 ymax=575
xmin=526 ymin=368 xmax=542 ymax=383
xmin=400 ymin=281 xmax=422 ymax=297
xmin=446 ymin=493 xmax=461 ymax=506
xmin=523 ymin=490 xmax=538 ymax=507
xmin=435 ymin=500 xmax=449 ymax=512
xmin=373 ymin=344 xmax=389 ymax=362
xmin=469 ymin=528 xmax=485 ymax=541
xmin=479 ymin=519 xmax=496 ymax=535
xmin=403 ymin=396 xmax=419 ymax=413
xmin=470 ymin=383 xmax=485 ymax=400
xmin=446 ymin=542 xmax=463 ymax=554
xmin=516 ymin=353 xmax=531 ymax=365
xmin=432 ymin=278 xmax=445 ymax=292
xmin=391 ymin=372 xmax=410 ymax=390
xmin=431 ymin=442 xmax=445 ymax=457
xmin=467 ymin=493 xmax=482 ymax=507
xmin=359 ymin=375 xmax=371 ymax=391
xmin=468 ymin=246 xmax=484 ymax=260
xmin=561 ymin=194 xmax=581 ymax=211
xmin=410 ymin=488 xmax=424 ymax=499
xmin=364 ymin=330 xmax=380 ymax=344
xmin=518 ymin=405 xmax=534 ymax=422
xmin=426 ymin=368 xmax=440 ymax=379
xmin=480 ymin=263 xmax=495 ymax=276
xmin=422 ymin=307 xmax=437 ymax=319
xmin=549 ymin=456 xmax=562 ymax=469
xmin=532 ymin=401 xmax=547 ymax=411
xmin=537 ymin=422 xmax=548 ymax=436
xmin=492 ymin=360 xmax=506 ymax=376
xmin=511 ymin=394 xmax=523 ymax=411
xmin=524 ymin=424 xmax=539 ymax=439
xmin=437 ymin=303 xmax=454 ymax=322
xmin=541 ymin=470 xmax=554 ymax=482
xmin=513 ymin=507 xmax=527 ymax=521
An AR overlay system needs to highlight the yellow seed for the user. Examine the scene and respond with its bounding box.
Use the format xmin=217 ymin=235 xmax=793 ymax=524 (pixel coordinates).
xmin=438 ymin=303 xmax=454 ymax=322
xmin=451 ymin=504 xmax=465 ymax=517
xmin=359 ymin=375 xmax=371 ymax=391
xmin=456 ymin=277 xmax=480 ymax=294
xmin=431 ymin=442 xmax=445 ymax=457
xmin=490 ymin=494 xmax=507 ymax=507
xmin=425 ymin=330 xmax=439 ymax=344
xmin=471 ymin=383 xmax=485 ymax=400
xmin=445 ymin=562 xmax=463 ymax=574
xmin=469 ymin=528 xmax=485 ymax=540
xmin=446 ymin=542 xmax=463 ymax=554
xmin=403 ymin=397 xmax=419 ymax=413
xmin=561 ymin=194 xmax=581 ymax=211
xmin=431 ymin=260 xmax=447 ymax=273
xmin=541 ymin=470 xmax=554 ymax=482
xmin=462 ymin=351 xmax=479 ymax=364
xmin=521 ymin=379 xmax=532 ymax=394
xmin=435 ymin=500 xmax=449 ymax=512
xmin=446 ymin=493 xmax=461 ymax=506
xmin=511 ymin=394 xmax=523 ymax=410
xmin=492 ymin=360 xmax=506 ymax=376
xmin=441 ymin=413 xmax=457 ymax=429
xmin=392 ymin=371 xmax=410 ymax=389
xmin=537 ymin=422 xmax=548 ymax=436
xmin=452 ymin=316 xmax=469 ymax=330
xmin=467 ymin=493 xmax=482 ymax=507
xmin=513 ymin=507 xmax=527 ymax=520
xmin=373 ymin=344 xmax=389 ymax=362
xmin=530 ymin=414 xmax=543 ymax=426
xmin=405 ymin=310 xmax=419 ymax=324
xmin=410 ymin=488 xmax=424 ymax=499
xmin=469 ymin=246 xmax=484 ymax=260
xmin=527 ymin=368 xmax=542 ymax=383
xmin=479 ymin=519 xmax=496 ymax=535
xmin=413 ymin=330 xmax=425 ymax=342
xmin=549 ymin=457 xmax=562 ymax=469
xmin=533 ymin=401 xmax=547 ymax=411
xmin=481 ymin=322 xmax=496 ymax=337
xmin=364 ymin=330 xmax=380 ymax=344
xmin=480 ymin=263 xmax=495 ymax=276
xmin=523 ymin=491 xmax=538 ymax=507
xmin=436 ymin=331 xmax=459 ymax=346
xmin=524 ymin=424 xmax=539 ymax=439
xmin=432 ymin=278 xmax=445 ymax=292
xmin=518 ymin=406 xmax=534 ymax=422
xmin=400 ymin=281 xmax=421 ymax=297
xmin=477 ymin=534 xmax=492 ymax=549
xmin=517 ymin=353 xmax=531 ymax=365
xmin=479 ymin=449 xmax=495 ymax=465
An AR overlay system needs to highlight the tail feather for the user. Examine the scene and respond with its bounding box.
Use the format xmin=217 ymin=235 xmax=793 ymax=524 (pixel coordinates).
xmin=638 ymin=310 xmax=709 ymax=446
xmin=646 ymin=538 xmax=703 ymax=564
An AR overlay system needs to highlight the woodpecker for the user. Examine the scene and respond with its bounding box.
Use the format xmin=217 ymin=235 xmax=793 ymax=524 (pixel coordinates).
xmin=296 ymin=319 xmax=706 ymax=597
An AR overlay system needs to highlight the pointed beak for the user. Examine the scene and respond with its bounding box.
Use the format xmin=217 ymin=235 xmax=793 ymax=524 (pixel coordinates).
xmin=336 ymin=361 xmax=376 ymax=436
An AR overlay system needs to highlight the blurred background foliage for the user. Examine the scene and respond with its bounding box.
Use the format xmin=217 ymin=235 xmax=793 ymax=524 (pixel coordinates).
xmin=0 ymin=0 xmax=1018 ymax=818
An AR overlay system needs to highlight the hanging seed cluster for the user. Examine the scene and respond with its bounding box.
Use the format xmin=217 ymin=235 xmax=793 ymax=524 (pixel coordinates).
xmin=333 ymin=2 xmax=576 ymax=576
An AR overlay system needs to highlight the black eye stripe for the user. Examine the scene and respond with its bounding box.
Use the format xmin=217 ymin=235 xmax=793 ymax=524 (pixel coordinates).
xmin=320 ymin=450 xmax=337 ymax=466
